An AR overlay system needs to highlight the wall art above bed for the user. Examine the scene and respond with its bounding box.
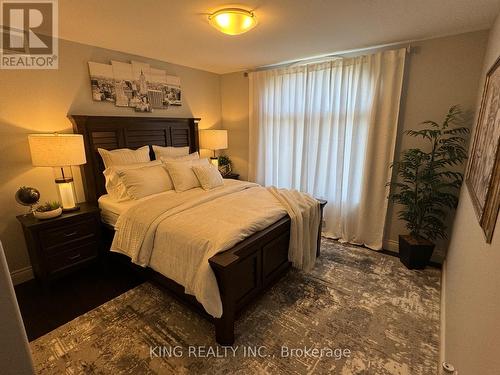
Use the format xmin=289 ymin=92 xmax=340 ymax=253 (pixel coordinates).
xmin=88 ymin=60 xmax=181 ymax=112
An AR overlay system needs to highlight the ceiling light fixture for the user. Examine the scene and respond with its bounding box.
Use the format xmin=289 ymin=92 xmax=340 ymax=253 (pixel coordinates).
xmin=208 ymin=8 xmax=257 ymax=35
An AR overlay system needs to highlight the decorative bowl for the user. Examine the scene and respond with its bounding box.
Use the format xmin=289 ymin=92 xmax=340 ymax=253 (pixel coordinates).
xmin=15 ymin=186 xmax=40 ymax=206
xmin=33 ymin=207 xmax=62 ymax=220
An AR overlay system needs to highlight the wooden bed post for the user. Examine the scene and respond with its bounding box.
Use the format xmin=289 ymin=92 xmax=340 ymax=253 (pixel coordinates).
xmin=317 ymin=199 xmax=327 ymax=256
xmin=208 ymin=254 xmax=238 ymax=346
xmin=211 ymin=259 xmax=237 ymax=345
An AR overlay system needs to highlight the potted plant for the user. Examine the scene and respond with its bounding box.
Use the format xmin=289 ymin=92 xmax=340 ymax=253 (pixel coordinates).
xmin=388 ymin=105 xmax=469 ymax=269
xmin=34 ymin=201 xmax=62 ymax=220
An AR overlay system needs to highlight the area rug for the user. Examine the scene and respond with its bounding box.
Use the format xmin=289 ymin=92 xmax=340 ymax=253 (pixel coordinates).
xmin=31 ymin=239 xmax=441 ymax=374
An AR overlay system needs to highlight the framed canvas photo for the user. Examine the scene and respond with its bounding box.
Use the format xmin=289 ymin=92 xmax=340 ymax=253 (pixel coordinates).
xmin=465 ymin=56 xmax=500 ymax=243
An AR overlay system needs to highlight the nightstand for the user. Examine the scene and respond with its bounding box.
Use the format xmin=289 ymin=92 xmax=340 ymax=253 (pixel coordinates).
xmin=223 ymin=173 xmax=240 ymax=180
xmin=16 ymin=202 xmax=101 ymax=287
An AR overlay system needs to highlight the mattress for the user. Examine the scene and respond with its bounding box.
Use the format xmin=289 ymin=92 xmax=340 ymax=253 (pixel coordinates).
xmin=98 ymin=191 xmax=175 ymax=226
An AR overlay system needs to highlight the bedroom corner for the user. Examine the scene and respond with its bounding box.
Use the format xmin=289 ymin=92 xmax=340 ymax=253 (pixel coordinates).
xmin=1 ymin=1 xmax=499 ymax=374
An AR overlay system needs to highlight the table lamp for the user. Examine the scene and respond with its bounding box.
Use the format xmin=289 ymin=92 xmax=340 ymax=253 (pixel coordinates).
xmin=28 ymin=134 xmax=86 ymax=211
xmin=199 ymin=129 xmax=228 ymax=168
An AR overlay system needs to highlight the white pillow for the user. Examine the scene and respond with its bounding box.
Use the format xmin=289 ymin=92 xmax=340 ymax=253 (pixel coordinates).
xmin=98 ymin=146 xmax=150 ymax=169
xmin=103 ymin=160 xmax=164 ymax=201
xmin=116 ymin=164 xmax=173 ymax=199
xmin=152 ymin=145 xmax=189 ymax=160
xmin=160 ymin=152 xmax=199 ymax=162
xmin=192 ymin=164 xmax=224 ymax=190
xmin=164 ymin=158 xmax=209 ymax=192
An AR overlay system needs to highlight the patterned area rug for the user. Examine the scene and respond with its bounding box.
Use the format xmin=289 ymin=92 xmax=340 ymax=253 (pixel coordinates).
xmin=31 ymin=239 xmax=441 ymax=374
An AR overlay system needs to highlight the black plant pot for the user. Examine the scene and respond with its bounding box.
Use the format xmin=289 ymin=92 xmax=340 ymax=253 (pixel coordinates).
xmin=398 ymin=235 xmax=435 ymax=269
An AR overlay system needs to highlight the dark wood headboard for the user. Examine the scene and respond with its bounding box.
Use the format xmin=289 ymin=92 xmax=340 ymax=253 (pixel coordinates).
xmin=70 ymin=115 xmax=200 ymax=203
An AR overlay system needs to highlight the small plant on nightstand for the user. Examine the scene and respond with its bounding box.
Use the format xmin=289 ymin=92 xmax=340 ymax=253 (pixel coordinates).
xmin=218 ymin=154 xmax=232 ymax=176
xmin=388 ymin=105 xmax=469 ymax=269
xmin=34 ymin=201 xmax=62 ymax=220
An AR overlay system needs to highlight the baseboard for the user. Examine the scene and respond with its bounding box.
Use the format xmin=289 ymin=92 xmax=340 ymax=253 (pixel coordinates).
xmin=439 ymin=260 xmax=446 ymax=367
xmin=10 ymin=266 xmax=34 ymax=285
xmin=383 ymin=239 xmax=399 ymax=253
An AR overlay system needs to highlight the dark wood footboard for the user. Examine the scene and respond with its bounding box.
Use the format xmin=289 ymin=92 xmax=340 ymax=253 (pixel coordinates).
xmin=209 ymin=200 xmax=326 ymax=345
xmin=210 ymin=216 xmax=291 ymax=345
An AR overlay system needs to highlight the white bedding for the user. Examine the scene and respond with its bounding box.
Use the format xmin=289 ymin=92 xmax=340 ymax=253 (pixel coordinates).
xmin=98 ymin=191 xmax=176 ymax=226
xmin=267 ymin=187 xmax=321 ymax=272
xmin=110 ymin=179 xmax=319 ymax=318
xmin=98 ymin=194 xmax=134 ymax=226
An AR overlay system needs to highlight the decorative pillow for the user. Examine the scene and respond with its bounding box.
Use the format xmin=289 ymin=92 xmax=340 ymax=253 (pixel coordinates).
xmin=164 ymin=158 xmax=209 ymax=192
xmin=103 ymin=160 xmax=165 ymax=201
xmin=152 ymin=145 xmax=189 ymax=160
xmin=192 ymin=164 xmax=224 ymax=190
xmin=98 ymin=146 xmax=150 ymax=169
xmin=116 ymin=164 xmax=173 ymax=199
xmin=160 ymin=152 xmax=199 ymax=162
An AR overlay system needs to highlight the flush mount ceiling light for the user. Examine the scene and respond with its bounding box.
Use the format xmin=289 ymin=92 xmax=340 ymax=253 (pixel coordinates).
xmin=208 ymin=8 xmax=257 ymax=35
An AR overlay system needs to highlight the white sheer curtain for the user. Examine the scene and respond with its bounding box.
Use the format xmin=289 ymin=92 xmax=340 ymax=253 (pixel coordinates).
xmin=248 ymin=48 xmax=406 ymax=250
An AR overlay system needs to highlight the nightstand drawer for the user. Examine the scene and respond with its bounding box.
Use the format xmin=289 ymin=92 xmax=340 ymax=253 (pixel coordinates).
xmin=47 ymin=241 xmax=98 ymax=273
xmin=40 ymin=218 xmax=97 ymax=249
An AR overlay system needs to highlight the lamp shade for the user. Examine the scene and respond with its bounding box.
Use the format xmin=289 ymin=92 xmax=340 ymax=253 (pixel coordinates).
xmin=199 ymin=130 xmax=228 ymax=151
xmin=28 ymin=134 xmax=87 ymax=167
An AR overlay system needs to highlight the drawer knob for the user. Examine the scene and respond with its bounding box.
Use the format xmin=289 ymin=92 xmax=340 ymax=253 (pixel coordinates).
xmin=64 ymin=231 xmax=78 ymax=237
xmin=68 ymin=253 xmax=81 ymax=260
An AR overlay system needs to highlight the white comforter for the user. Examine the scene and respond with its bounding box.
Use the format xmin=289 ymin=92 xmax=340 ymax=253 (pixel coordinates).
xmin=111 ymin=179 xmax=320 ymax=318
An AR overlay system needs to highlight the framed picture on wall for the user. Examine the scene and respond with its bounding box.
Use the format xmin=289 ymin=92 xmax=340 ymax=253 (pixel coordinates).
xmin=88 ymin=62 xmax=115 ymax=102
xmin=465 ymin=55 xmax=500 ymax=243
xmin=87 ymin=59 xmax=181 ymax=112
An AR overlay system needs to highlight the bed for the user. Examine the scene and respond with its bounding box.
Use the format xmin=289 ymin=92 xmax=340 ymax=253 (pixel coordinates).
xmin=70 ymin=115 xmax=325 ymax=345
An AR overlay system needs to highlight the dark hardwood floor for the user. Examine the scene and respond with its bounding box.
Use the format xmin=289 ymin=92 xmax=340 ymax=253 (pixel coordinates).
xmin=14 ymin=254 xmax=146 ymax=341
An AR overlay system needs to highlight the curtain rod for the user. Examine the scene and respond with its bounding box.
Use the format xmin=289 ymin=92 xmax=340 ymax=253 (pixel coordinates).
xmin=244 ymin=41 xmax=412 ymax=74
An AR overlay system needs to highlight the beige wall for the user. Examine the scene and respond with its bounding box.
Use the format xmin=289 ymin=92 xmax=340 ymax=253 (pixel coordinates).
xmin=384 ymin=31 xmax=489 ymax=262
xmin=220 ymin=31 xmax=489 ymax=262
xmin=443 ymin=13 xmax=500 ymax=374
xmin=0 ymin=38 xmax=221 ymax=281
xmin=221 ymin=72 xmax=250 ymax=180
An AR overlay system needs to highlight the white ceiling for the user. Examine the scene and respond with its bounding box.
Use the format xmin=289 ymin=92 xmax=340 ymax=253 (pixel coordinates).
xmin=59 ymin=0 xmax=500 ymax=74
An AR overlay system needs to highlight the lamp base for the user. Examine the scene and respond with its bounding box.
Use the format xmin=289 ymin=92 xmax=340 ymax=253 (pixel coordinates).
xmin=55 ymin=177 xmax=79 ymax=212
xmin=62 ymin=206 xmax=80 ymax=213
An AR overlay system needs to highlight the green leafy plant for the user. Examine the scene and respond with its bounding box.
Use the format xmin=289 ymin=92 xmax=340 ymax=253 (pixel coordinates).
xmin=217 ymin=154 xmax=233 ymax=176
xmin=36 ymin=201 xmax=61 ymax=212
xmin=218 ymin=155 xmax=231 ymax=166
xmin=388 ymin=105 xmax=469 ymax=241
